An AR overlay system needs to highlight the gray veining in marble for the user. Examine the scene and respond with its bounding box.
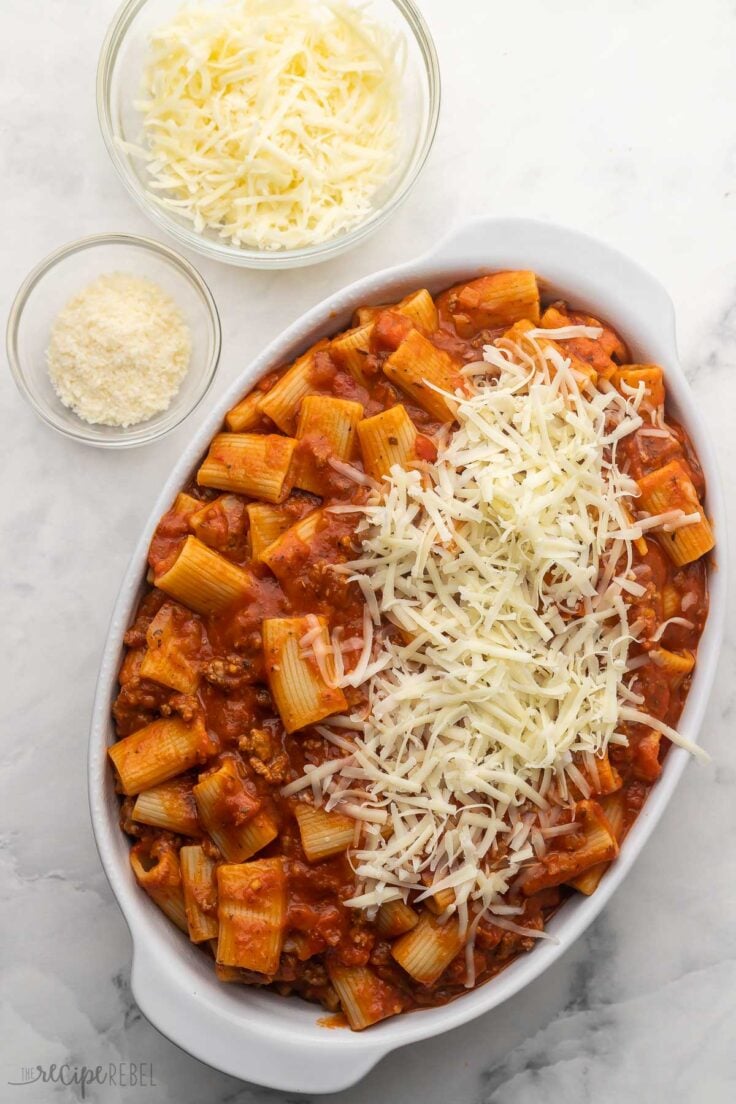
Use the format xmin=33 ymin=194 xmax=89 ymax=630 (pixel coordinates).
xmin=1 ymin=0 xmax=735 ymax=1100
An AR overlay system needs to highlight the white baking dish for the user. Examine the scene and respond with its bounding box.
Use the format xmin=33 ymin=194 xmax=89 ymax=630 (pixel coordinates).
xmin=88 ymin=218 xmax=726 ymax=1093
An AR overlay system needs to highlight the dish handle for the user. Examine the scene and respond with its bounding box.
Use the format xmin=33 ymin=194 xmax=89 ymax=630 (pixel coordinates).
xmin=130 ymin=939 xmax=390 ymax=1093
xmin=419 ymin=216 xmax=678 ymax=352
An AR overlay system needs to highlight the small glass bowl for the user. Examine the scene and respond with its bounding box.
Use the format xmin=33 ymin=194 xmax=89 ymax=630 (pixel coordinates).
xmin=97 ymin=0 xmax=441 ymax=269
xmin=6 ymin=233 xmax=221 ymax=448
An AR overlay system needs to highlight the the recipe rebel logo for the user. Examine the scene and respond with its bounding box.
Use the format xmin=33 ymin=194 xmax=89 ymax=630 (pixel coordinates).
xmin=7 ymin=1062 xmax=156 ymax=1097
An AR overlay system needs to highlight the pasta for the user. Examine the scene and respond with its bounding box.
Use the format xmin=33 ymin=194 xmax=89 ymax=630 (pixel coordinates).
xmin=193 ymin=758 xmax=276 ymax=862
xmin=188 ymin=495 xmax=249 ymax=555
xmin=447 ymin=270 xmax=540 ymax=336
xmin=131 ymin=778 xmax=200 ymax=836
xmin=257 ymin=346 xmax=327 ymax=434
xmin=395 ymin=288 xmax=439 ymax=332
xmin=259 ymin=509 xmax=325 ymax=585
xmin=329 ymin=324 xmax=374 ymax=384
xmin=197 ymin=433 xmax=296 ymax=503
xmin=109 ymin=717 xmax=215 ymax=795
xmin=540 ymin=304 xmax=624 ymax=378
xmin=391 ymin=914 xmax=463 ymax=986
xmin=130 ymin=839 xmax=188 ymax=932
xmin=111 ymin=271 xmax=712 ymax=1031
xmin=503 ymin=318 xmax=598 ymax=387
xmin=326 ymin=963 xmax=403 ymax=1030
xmin=138 ymin=602 xmax=201 ymax=694
xmin=382 ymin=330 xmax=462 ymax=422
xmin=262 ymin=616 xmax=347 ymax=733
xmin=180 ymin=844 xmax=219 ymax=942
xmin=567 ymin=791 xmax=627 ymax=895
xmin=246 ymin=502 xmax=293 ymax=562
xmin=520 ymin=801 xmax=619 ymax=896
xmin=613 ymin=364 xmax=665 ymax=409
xmin=375 ymin=899 xmax=419 ymax=938
xmin=636 ymin=460 xmax=714 ymax=565
xmin=224 ymin=392 xmax=263 ymax=433
xmin=357 ymin=404 xmax=418 ymax=481
xmin=292 ymin=396 xmax=364 ymax=495
xmin=171 ymin=492 xmax=201 ymax=519
xmin=154 ymin=536 xmax=252 ymax=615
xmin=293 ymin=803 xmax=356 ymax=861
xmin=217 ymin=859 xmax=286 ymax=974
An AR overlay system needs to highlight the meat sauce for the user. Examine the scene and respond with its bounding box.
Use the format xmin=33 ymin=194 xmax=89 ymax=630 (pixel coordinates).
xmin=113 ymin=277 xmax=710 ymax=1024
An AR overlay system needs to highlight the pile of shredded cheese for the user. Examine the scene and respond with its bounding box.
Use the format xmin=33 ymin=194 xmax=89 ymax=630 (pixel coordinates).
xmin=46 ymin=273 xmax=191 ymax=427
xmin=285 ymin=327 xmax=703 ymax=970
xmin=127 ymin=0 xmax=402 ymax=251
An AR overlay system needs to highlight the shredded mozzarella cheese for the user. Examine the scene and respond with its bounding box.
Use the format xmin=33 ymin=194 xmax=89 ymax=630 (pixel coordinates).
xmin=286 ymin=328 xmax=702 ymax=954
xmin=127 ymin=0 xmax=402 ymax=251
xmin=650 ymin=616 xmax=695 ymax=641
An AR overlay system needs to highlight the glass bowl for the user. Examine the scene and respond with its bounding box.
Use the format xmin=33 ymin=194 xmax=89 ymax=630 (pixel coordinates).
xmin=6 ymin=233 xmax=221 ymax=448
xmin=97 ymin=0 xmax=441 ymax=269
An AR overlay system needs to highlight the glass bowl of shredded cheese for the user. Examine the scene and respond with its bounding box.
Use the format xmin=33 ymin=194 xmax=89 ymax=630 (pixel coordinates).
xmin=97 ymin=0 xmax=440 ymax=268
xmin=6 ymin=233 xmax=221 ymax=447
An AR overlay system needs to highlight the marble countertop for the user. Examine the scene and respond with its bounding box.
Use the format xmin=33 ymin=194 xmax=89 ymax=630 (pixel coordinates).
xmin=2 ymin=0 xmax=735 ymax=1100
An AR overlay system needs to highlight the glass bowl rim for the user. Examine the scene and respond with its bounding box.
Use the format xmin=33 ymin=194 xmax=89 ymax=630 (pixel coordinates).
xmin=5 ymin=231 xmax=222 ymax=448
xmin=96 ymin=0 xmax=441 ymax=269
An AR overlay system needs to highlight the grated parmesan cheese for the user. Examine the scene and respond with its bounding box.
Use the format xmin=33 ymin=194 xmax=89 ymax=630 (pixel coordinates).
xmin=289 ymin=328 xmax=701 ymax=940
xmin=46 ymin=273 xmax=191 ymax=427
xmin=128 ymin=0 xmax=402 ymax=251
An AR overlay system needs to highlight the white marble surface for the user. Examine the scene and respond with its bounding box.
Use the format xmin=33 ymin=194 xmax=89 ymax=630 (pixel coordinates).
xmin=1 ymin=0 xmax=735 ymax=1100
